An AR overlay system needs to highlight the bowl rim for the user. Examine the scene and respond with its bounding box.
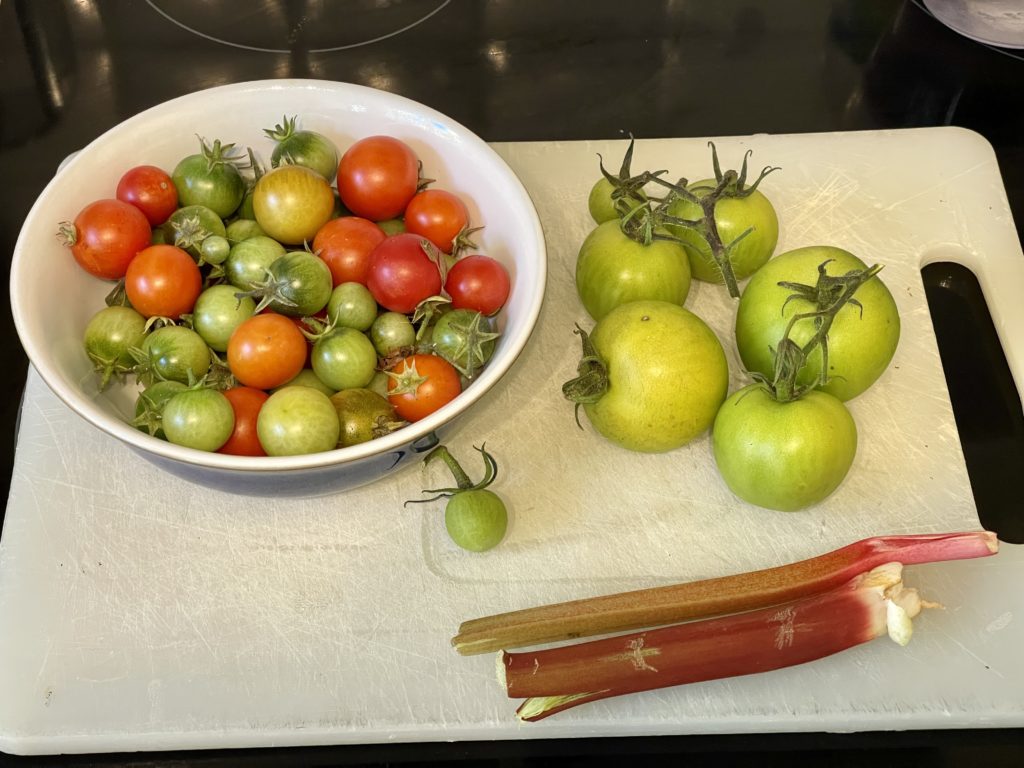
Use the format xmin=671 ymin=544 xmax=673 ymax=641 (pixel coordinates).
xmin=10 ymin=78 xmax=547 ymax=474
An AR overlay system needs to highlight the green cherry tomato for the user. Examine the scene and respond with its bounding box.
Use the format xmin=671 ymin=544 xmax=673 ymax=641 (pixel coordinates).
xmin=192 ymin=284 xmax=256 ymax=352
xmin=171 ymin=138 xmax=245 ymax=218
xmin=225 ymin=235 xmax=287 ymax=291
xmin=370 ymin=311 xmax=416 ymax=358
xmin=83 ymin=305 xmax=147 ymax=390
xmin=445 ymin=490 xmax=508 ymax=552
xmin=329 ymin=388 xmax=400 ymax=447
xmin=735 ymin=245 xmax=901 ymax=401
xmin=139 ymin=325 xmax=212 ymax=384
xmin=225 ymin=218 xmax=265 ymax=243
xmin=257 ymin=250 xmax=334 ymax=317
xmin=162 ymin=388 xmax=236 ymax=452
xmin=712 ymin=384 xmax=858 ymax=512
xmin=575 ymin=220 xmax=691 ymax=321
xmin=273 ymin=368 xmax=336 ymax=398
xmin=326 ymin=282 xmax=378 ymax=331
xmin=311 ymin=327 xmax=378 ymax=391
xmin=257 ymin=386 xmax=341 ymax=456
xmin=264 ymin=115 xmax=341 ymax=182
xmin=134 ymin=380 xmax=188 ymax=439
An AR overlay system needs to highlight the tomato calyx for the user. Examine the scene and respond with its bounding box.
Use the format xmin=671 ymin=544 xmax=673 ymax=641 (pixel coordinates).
xmin=198 ymin=136 xmax=249 ymax=174
xmin=404 ymin=444 xmax=499 ymax=504
xmin=431 ymin=310 xmax=501 ymax=380
xmin=55 ymin=221 xmax=78 ymax=247
xmin=416 ymin=160 xmax=436 ymax=193
xmin=412 ymin=294 xmax=452 ymax=341
xmin=561 ymin=325 xmax=610 ymax=428
xmin=753 ymin=259 xmax=885 ymax=403
xmin=385 ymin=356 xmax=430 ymax=396
xmin=450 ymin=224 xmax=484 ymax=259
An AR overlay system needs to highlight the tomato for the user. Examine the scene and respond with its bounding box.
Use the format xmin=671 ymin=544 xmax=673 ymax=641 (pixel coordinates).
xmin=166 ymin=204 xmax=228 ymax=259
xmin=257 ymin=386 xmax=341 ymax=456
xmin=264 ymin=115 xmax=340 ymax=182
xmin=58 ymin=199 xmax=151 ymax=280
xmin=138 ymin=325 xmax=212 ymax=385
xmin=311 ymin=327 xmax=378 ymax=391
xmin=192 ymin=284 xmax=256 ymax=353
xmin=326 ymin=282 xmax=378 ymax=331
xmin=665 ymin=179 xmax=779 ymax=284
xmin=83 ymin=305 xmax=147 ymax=390
xmin=370 ymin=311 xmax=416 ymax=357
xmin=134 ymin=380 xmax=188 ymax=439
xmin=124 ymin=244 xmax=202 ymax=319
xmin=274 ymin=368 xmax=335 ymax=397
xmin=564 ymin=300 xmax=729 ymax=452
xmin=225 ymin=219 xmax=265 ymax=244
xmin=219 ymin=386 xmax=270 ymax=456
xmin=227 ymin=313 xmax=308 ymax=390
xmin=366 ymin=233 xmax=444 ymax=313
xmin=253 ymin=165 xmax=335 ymax=245
xmin=116 ymin=165 xmax=179 ymax=226
xmin=225 ymin=235 xmax=287 ymax=290
xmin=162 ymin=388 xmax=236 ymax=452
xmin=330 ymin=388 xmax=400 ymax=447
xmin=445 ymin=255 xmax=511 ymax=316
xmin=587 ymin=178 xmax=646 ymax=225
xmin=403 ymin=189 xmax=469 ymax=253
xmin=248 ymin=250 xmax=333 ymax=317
xmin=172 ymin=138 xmax=245 ymax=218
xmin=386 ymin=354 xmax=462 ymax=423
xmin=337 ymin=135 xmax=419 ymax=221
xmin=431 ymin=309 xmax=497 ymax=378
xmin=712 ymin=384 xmax=857 ymax=511
xmin=735 ymin=246 xmax=900 ymax=401
xmin=575 ymin=220 xmax=691 ymax=321
xmin=312 ymin=216 xmax=386 ymax=286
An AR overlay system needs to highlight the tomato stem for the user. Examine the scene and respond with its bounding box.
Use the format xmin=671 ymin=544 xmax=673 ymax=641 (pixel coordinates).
xmin=405 ymin=444 xmax=499 ymax=501
xmin=561 ymin=325 xmax=610 ymax=428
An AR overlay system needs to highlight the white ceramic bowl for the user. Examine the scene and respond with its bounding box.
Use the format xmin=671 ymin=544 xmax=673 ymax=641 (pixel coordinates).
xmin=10 ymin=80 xmax=546 ymax=497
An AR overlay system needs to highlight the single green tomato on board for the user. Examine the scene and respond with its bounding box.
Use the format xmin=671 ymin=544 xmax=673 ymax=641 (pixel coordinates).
xmin=735 ymin=245 xmax=901 ymax=401
xmin=712 ymin=384 xmax=858 ymax=512
xmin=564 ymin=300 xmax=729 ymax=452
xmin=575 ymin=220 xmax=691 ymax=321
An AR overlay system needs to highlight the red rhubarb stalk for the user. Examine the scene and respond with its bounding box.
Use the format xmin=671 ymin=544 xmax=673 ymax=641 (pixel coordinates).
xmin=454 ymin=531 xmax=997 ymax=655
xmin=505 ymin=562 xmax=933 ymax=722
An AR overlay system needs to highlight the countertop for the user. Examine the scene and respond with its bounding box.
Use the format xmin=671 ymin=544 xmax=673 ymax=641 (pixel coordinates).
xmin=1 ymin=1 xmax=1023 ymax=765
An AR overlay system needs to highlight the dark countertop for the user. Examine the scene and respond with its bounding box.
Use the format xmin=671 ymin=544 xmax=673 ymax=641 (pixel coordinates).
xmin=2 ymin=1 xmax=1023 ymax=765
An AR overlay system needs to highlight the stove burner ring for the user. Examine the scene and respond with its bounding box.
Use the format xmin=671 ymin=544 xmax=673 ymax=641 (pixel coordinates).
xmin=144 ymin=0 xmax=451 ymax=54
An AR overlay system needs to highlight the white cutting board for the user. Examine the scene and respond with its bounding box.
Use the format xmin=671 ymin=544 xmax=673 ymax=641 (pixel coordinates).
xmin=1 ymin=128 xmax=1023 ymax=755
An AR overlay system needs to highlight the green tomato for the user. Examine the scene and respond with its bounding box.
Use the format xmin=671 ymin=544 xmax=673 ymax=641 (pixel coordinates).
xmin=576 ymin=220 xmax=691 ymax=321
xmin=376 ymin=218 xmax=406 ymax=236
xmin=225 ymin=235 xmax=287 ymax=291
xmin=199 ymin=234 xmax=231 ymax=265
xmin=192 ymin=284 xmax=256 ymax=352
xmin=735 ymin=245 xmax=900 ymax=401
xmin=572 ymin=300 xmax=729 ymax=452
xmin=273 ymin=368 xmax=336 ymax=397
xmin=431 ymin=309 xmax=496 ymax=378
xmin=171 ymin=138 xmax=245 ymax=218
xmin=445 ymin=490 xmax=508 ymax=552
xmin=260 ymin=250 xmax=334 ymax=317
xmin=257 ymin=386 xmax=341 ymax=456
xmin=712 ymin=384 xmax=857 ymax=511
xmin=134 ymin=380 xmax=188 ymax=439
xmin=265 ymin=115 xmax=340 ymax=182
xmin=329 ymin=388 xmax=400 ymax=447
xmin=140 ymin=325 xmax=212 ymax=384
xmin=665 ymin=179 xmax=779 ymax=283
xmin=311 ymin=327 xmax=378 ymax=391
xmin=83 ymin=305 xmax=147 ymax=389
xmin=225 ymin=218 xmax=265 ymax=243
xmin=587 ymin=177 xmax=646 ymax=224
xmin=162 ymin=388 xmax=236 ymax=452
xmin=167 ymin=204 xmax=228 ymax=258
xmin=327 ymin=282 xmax=378 ymax=331
xmin=370 ymin=311 xmax=415 ymax=357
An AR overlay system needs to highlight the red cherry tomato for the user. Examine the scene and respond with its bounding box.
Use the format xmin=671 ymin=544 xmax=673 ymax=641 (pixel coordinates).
xmin=227 ymin=313 xmax=308 ymax=390
xmin=312 ymin=216 xmax=386 ymax=286
xmin=386 ymin=354 xmax=462 ymax=422
xmin=59 ymin=199 xmax=151 ymax=280
xmin=445 ymin=255 xmax=511 ymax=315
xmin=403 ymin=189 xmax=469 ymax=253
xmin=336 ymin=136 xmax=419 ymax=221
xmin=218 ymin=386 xmax=270 ymax=456
xmin=124 ymin=244 xmax=202 ymax=319
xmin=116 ymin=165 xmax=179 ymax=226
xmin=366 ymin=233 xmax=443 ymax=313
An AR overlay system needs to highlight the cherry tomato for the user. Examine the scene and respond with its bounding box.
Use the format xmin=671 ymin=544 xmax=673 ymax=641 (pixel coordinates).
xmin=445 ymin=255 xmax=511 ymax=315
xmin=116 ymin=165 xmax=179 ymax=226
xmin=312 ymin=216 xmax=386 ymax=286
xmin=227 ymin=313 xmax=308 ymax=390
xmin=366 ymin=233 xmax=444 ymax=313
xmin=219 ymin=386 xmax=270 ymax=457
xmin=403 ymin=189 xmax=469 ymax=253
xmin=337 ymin=136 xmax=419 ymax=221
xmin=253 ymin=164 xmax=335 ymax=245
xmin=124 ymin=244 xmax=202 ymax=319
xmin=58 ymin=199 xmax=151 ymax=280
xmin=386 ymin=353 xmax=462 ymax=423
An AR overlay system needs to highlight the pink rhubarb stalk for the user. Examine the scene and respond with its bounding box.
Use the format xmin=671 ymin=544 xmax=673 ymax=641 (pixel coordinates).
xmin=505 ymin=562 xmax=935 ymax=722
xmin=453 ymin=531 xmax=997 ymax=655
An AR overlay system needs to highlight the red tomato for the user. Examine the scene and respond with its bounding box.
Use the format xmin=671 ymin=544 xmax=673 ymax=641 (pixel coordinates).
xmin=124 ymin=244 xmax=202 ymax=318
xmin=337 ymin=136 xmax=419 ymax=221
xmin=227 ymin=313 xmax=307 ymax=390
xmin=445 ymin=255 xmax=511 ymax=315
xmin=387 ymin=354 xmax=462 ymax=422
xmin=218 ymin=386 xmax=270 ymax=456
xmin=366 ymin=233 xmax=443 ymax=313
xmin=116 ymin=165 xmax=179 ymax=226
xmin=59 ymin=199 xmax=151 ymax=280
xmin=312 ymin=216 xmax=386 ymax=286
xmin=403 ymin=189 xmax=469 ymax=253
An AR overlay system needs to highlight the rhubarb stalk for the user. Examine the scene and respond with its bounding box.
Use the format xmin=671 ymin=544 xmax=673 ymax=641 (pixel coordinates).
xmin=504 ymin=562 xmax=933 ymax=722
xmin=454 ymin=531 xmax=997 ymax=655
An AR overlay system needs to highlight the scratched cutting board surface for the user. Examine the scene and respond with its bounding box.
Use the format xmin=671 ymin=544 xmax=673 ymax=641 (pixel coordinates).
xmin=1 ymin=128 xmax=1023 ymax=755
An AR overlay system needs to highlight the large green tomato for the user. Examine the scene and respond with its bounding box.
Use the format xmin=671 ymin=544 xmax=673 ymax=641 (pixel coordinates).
xmin=665 ymin=179 xmax=778 ymax=283
xmin=574 ymin=300 xmax=729 ymax=452
xmin=712 ymin=384 xmax=857 ymax=512
xmin=575 ymin=220 xmax=691 ymax=321
xmin=735 ymin=245 xmax=900 ymax=401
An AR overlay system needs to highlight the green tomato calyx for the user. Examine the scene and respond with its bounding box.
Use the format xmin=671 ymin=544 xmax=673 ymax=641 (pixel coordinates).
xmin=561 ymin=325 xmax=609 ymax=428
xmin=197 ymin=136 xmax=249 ymax=174
xmin=263 ymin=114 xmax=299 ymax=143
xmin=433 ymin=311 xmax=500 ymax=380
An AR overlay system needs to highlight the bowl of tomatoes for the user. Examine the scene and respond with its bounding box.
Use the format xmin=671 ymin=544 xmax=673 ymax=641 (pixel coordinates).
xmin=10 ymin=80 xmax=546 ymax=496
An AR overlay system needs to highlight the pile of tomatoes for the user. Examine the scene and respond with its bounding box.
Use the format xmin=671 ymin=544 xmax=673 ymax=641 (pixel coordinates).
xmin=66 ymin=123 xmax=511 ymax=457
